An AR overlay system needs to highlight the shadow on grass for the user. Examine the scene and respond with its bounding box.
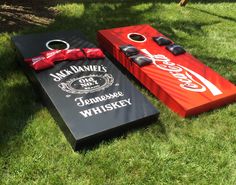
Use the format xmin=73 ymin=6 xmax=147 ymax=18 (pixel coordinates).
xmin=0 ymin=0 xmax=55 ymax=33
xmin=45 ymin=2 xmax=161 ymax=40
xmin=154 ymin=20 xmax=221 ymax=43
xmin=0 ymin=82 xmax=41 ymax=151
xmin=0 ymin=0 xmax=234 ymax=33
xmin=189 ymin=7 xmax=236 ymax=23
xmin=197 ymin=56 xmax=236 ymax=84
xmin=0 ymin=39 xmax=42 ymax=152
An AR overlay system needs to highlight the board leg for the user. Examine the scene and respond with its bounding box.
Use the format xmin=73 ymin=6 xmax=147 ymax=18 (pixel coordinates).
xmin=179 ymin=0 xmax=189 ymax=6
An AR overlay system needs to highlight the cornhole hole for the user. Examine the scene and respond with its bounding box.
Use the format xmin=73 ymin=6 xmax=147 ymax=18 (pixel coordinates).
xmin=12 ymin=30 xmax=159 ymax=151
xmin=97 ymin=24 xmax=236 ymax=117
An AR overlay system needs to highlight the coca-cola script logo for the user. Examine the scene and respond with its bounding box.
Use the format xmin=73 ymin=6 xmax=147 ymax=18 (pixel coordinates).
xmin=141 ymin=49 xmax=222 ymax=96
xmin=58 ymin=74 xmax=114 ymax=94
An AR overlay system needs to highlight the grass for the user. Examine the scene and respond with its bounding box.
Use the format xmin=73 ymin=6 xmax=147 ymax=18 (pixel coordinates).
xmin=1 ymin=1 xmax=236 ymax=184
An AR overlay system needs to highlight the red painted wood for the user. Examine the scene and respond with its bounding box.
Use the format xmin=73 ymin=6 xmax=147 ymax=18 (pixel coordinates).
xmin=97 ymin=24 xmax=236 ymax=117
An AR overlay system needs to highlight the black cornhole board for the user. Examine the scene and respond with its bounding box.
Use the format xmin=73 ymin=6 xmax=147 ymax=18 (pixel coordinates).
xmin=12 ymin=30 xmax=159 ymax=150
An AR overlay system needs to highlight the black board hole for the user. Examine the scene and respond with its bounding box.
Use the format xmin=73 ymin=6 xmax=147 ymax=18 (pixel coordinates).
xmin=48 ymin=40 xmax=68 ymax=50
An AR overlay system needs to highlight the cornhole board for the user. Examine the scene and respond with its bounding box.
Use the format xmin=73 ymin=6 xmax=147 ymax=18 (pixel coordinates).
xmin=12 ymin=30 xmax=159 ymax=150
xmin=97 ymin=24 xmax=236 ymax=117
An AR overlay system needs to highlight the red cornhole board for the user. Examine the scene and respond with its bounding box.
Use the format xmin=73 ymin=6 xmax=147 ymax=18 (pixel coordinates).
xmin=97 ymin=24 xmax=236 ymax=117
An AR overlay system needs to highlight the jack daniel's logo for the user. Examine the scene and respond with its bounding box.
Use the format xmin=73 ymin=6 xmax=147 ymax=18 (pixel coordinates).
xmin=58 ymin=74 xmax=114 ymax=94
xmin=49 ymin=64 xmax=132 ymax=118
xmin=49 ymin=65 xmax=114 ymax=94
xmin=141 ymin=49 xmax=222 ymax=96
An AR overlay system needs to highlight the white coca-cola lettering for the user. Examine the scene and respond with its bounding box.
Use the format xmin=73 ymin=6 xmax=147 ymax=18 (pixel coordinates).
xmin=141 ymin=49 xmax=222 ymax=96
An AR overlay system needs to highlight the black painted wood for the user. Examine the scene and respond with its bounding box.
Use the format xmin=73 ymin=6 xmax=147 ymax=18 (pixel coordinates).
xmin=12 ymin=30 xmax=159 ymax=151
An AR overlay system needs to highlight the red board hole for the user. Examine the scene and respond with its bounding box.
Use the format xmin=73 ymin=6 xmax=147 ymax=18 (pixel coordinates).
xmin=127 ymin=33 xmax=147 ymax=43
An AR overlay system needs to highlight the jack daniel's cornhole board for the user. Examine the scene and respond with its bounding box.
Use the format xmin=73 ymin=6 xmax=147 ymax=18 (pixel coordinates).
xmin=98 ymin=24 xmax=236 ymax=117
xmin=12 ymin=30 xmax=159 ymax=150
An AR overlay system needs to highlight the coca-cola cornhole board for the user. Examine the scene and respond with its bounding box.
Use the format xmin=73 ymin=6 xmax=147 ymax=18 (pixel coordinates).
xmin=12 ymin=30 xmax=159 ymax=150
xmin=97 ymin=24 xmax=236 ymax=117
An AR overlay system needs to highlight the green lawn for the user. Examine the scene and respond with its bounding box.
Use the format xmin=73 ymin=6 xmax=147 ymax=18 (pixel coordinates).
xmin=1 ymin=1 xmax=236 ymax=184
